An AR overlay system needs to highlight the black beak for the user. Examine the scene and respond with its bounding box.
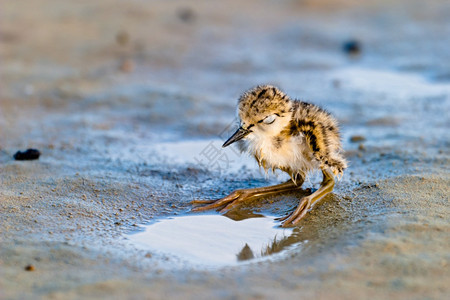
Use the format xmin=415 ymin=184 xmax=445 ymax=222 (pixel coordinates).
xmin=222 ymin=127 xmax=250 ymax=148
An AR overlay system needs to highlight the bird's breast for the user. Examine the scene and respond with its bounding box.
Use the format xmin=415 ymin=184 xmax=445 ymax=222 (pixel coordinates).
xmin=247 ymin=132 xmax=317 ymax=174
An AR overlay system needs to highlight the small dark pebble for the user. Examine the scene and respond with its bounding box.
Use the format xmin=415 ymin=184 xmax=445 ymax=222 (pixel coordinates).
xmin=177 ymin=7 xmax=195 ymax=23
xmin=358 ymin=143 xmax=366 ymax=151
xmin=14 ymin=148 xmax=41 ymax=160
xmin=25 ymin=264 xmax=35 ymax=271
xmin=342 ymin=39 xmax=361 ymax=55
xmin=114 ymin=221 xmax=122 ymax=226
xmin=116 ymin=31 xmax=130 ymax=46
xmin=350 ymin=135 xmax=366 ymax=143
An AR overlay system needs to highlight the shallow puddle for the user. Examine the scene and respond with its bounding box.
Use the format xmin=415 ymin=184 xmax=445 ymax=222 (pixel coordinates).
xmin=127 ymin=214 xmax=305 ymax=268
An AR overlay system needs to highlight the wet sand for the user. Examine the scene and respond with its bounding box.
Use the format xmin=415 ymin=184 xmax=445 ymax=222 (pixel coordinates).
xmin=1 ymin=0 xmax=449 ymax=298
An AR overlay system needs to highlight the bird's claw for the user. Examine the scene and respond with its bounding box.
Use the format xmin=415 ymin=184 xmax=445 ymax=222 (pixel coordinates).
xmin=279 ymin=197 xmax=311 ymax=227
xmin=191 ymin=190 xmax=260 ymax=213
xmin=191 ymin=191 xmax=243 ymax=212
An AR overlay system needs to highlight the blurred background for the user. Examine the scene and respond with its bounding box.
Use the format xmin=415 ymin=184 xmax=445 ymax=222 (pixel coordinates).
xmin=1 ymin=0 xmax=450 ymax=298
xmin=2 ymin=0 xmax=449 ymax=147
xmin=1 ymin=0 xmax=449 ymax=193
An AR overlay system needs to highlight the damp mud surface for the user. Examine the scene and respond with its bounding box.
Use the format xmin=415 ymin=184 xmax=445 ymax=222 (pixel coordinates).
xmin=1 ymin=0 xmax=449 ymax=299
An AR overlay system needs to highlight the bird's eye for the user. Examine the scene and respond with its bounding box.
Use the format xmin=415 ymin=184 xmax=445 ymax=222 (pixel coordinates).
xmin=263 ymin=114 xmax=277 ymax=124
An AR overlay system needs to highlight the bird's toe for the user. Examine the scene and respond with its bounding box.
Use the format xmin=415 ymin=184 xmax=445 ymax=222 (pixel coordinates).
xmin=280 ymin=197 xmax=311 ymax=227
xmin=190 ymin=199 xmax=216 ymax=204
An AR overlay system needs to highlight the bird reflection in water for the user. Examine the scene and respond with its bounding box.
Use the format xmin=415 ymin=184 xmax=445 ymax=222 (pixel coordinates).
xmin=224 ymin=208 xmax=307 ymax=262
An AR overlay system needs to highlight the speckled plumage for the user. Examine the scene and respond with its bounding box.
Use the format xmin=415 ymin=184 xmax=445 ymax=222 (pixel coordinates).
xmin=236 ymin=85 xmax=347 ymax=181
xmin=192 ymin=84 xmax=347 ymax=227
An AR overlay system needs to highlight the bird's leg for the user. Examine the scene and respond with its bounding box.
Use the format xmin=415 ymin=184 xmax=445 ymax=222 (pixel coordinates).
xmin=280 ymin=168 xmax=335 ymax=227
xmin=191 ymin=177 xmax=304 ymax=212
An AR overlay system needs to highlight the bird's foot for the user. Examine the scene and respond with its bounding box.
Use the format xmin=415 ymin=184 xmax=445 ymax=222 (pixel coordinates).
xmin=277 ymin=196 xmax=311 ymax=227
xmin=191 ymin=190 xmax=254 ymax=213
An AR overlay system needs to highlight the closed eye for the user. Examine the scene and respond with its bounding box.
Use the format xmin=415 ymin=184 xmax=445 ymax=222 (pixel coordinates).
xmin=262 ymin=114 xmax=277 ymax=124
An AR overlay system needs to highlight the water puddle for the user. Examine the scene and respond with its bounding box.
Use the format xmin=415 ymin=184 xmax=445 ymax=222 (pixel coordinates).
xmin=127 ymin=214 xmax=305 ymax=268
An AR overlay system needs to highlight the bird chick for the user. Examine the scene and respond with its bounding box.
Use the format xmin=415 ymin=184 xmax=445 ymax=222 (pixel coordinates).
xmin=192 ymin=85 xmax=347 ymax=227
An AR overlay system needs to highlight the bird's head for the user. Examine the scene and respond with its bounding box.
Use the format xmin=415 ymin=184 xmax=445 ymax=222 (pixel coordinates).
xmin=223 ymin=85 xmax=293 ymax=148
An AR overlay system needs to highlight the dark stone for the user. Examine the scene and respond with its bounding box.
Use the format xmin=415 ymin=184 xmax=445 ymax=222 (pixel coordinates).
xmin=115 ymin=31 xmax=130 ymax=46
xmin=24 ymin=264 xmax=35 ymax=271
xmin=350 ymin=135 xmax=366 ymax=143
xmin=177 ymin=8 xmax=195 ymax=23
xmin=342 ymin=39 xmax=361 ymax=55
xmin=13 ymin=148 xmax=41 ymax=160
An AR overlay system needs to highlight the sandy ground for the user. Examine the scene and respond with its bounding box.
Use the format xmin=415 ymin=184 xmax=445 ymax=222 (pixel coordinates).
xmin=1 ymin=0 xmax=449 ymax=299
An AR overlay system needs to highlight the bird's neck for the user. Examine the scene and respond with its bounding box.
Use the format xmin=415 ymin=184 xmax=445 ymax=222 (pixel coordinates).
xmin=246 ymin=117 xmax=292 ymax=163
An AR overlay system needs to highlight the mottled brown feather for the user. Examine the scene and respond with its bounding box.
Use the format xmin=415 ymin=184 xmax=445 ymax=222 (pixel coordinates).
xmin=236 ymin=85 xmax=347 ymax=179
